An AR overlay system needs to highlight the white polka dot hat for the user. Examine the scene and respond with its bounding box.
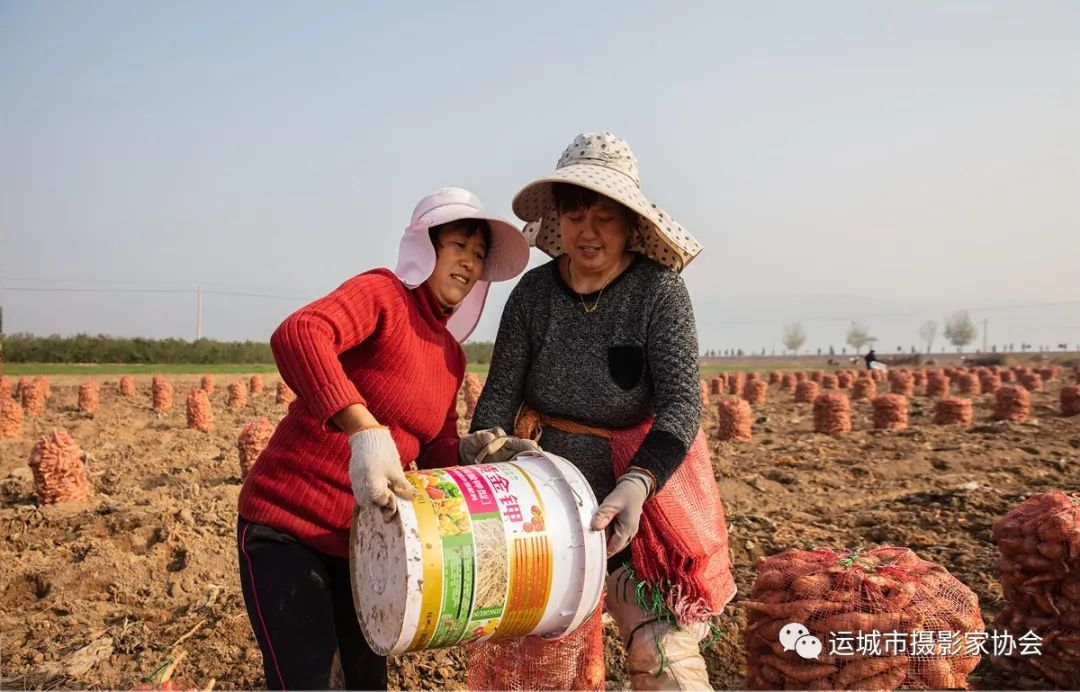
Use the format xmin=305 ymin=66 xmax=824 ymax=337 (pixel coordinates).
xmin=512 ymin=132 xmax=703 ymax=272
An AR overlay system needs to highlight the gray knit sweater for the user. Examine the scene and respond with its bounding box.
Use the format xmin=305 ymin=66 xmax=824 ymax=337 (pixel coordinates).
xmin=471 ymin=254 xmax=701 ymax=501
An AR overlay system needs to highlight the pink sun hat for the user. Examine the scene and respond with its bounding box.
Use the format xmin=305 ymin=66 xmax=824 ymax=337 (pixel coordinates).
xmin=394 ymin=187 xmax=530 ymax=341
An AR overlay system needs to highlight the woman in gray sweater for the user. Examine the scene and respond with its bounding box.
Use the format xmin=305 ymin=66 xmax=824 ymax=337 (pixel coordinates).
xmin=463 ymin=132 xmax=736 ymax=691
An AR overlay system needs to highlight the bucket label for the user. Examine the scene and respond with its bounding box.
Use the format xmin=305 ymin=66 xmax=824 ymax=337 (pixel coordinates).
xmin=404 ymin=463 xmax=554 ymax=650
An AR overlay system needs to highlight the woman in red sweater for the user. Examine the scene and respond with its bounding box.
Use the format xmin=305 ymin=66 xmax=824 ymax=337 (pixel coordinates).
xmin=236 ymin=187 xmax=531 ymax=690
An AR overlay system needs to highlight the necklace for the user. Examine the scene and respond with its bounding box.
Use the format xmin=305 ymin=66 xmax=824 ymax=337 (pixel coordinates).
xmin=567 ymin=258 xmax=621 ymax=314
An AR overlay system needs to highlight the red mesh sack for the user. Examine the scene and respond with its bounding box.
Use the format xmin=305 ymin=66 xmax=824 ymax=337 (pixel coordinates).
xmin=873 ymin=395 xmax=908 ymax=430
xmin=810 ymin=371 xmax=824 ymax=384
xmin=709 ymin=375 xmax=725 ymax=396
xmin=994 ymin=386 xmax=1030 ymax=423
xmin=925 ymin=374 xmax=950 ymax=398
xmin=934 ymin=397 xmax=973 ymax=426
xmin=1062 ymin=386 xmax=1080 ymax=417
xmin=186 ymin=388 xmax=214 ymax=432
xmin=78 ymin=382 xmax=99 ymax=415
xmin=890 ymin=371 xmax=915 ymax=397
xmin=718 ymin=398 xmax=753 ymax=441
xmin=463 ymin=373 xmax=483 ymax=418
xmin=200 ymin=374 xmax=215 ymax=396
xmin=743 ymin=380 xmax=768 ymax=406
xmin=813 ymin=393 xmax=851 ymax=434
xmin=119 ymin=375 xmax=135 ymax=397
xmin=21 ymin=379 xmax=45 ymax=416
xmin=980 ymin=374 xmax=1001 ymax=394
xmin=276 ymin=381 xmax=295 ymax=405
xmin=1020 ymin=373 xmax=1044 ymax=392
xmin=821 ymin=374 xmax=838 ymax=390
xmin=769 ymin=371 xmax=783 ymax=385
xmin=795 ymin=381 xmax=820 ymax=404
xmin=34 ymin=376 xmax=51 ymax=400
xmin=992 ymin=605 xmax=1079 ymax=689
xmin=0 ymin=377 xmax=9 ymax=398
xmin=743 ymin=547 xmax=982 ymax=691
xmin=237 ymin=418 xmax=274 ymax=479
xmin=227 ymin=381 xmax=248 ymax=410
xmin=795 ymin=371 xmax=807 ymax=383
xmin=467 ymin=605 xmax=605 ymax=691
xmin=700 ymin=379 xmax=710 ymax=406
xmin=836 ymin=372 xmax=853 ymax=389
xmin=152 ymin=375 xmax=173 ymax=414
xmin=249 ymin=374 xmax=264 ymax=395
xmin=1001 ymin=369 xmax=1016 ymax=384
xmin=851 ymin=377 xmax=877 ymax=402
xmin=780 ymin=374 xmax=796 ymax=393
xmin=728 ymin=372 xmax=746 ymax=395
xmin=956 ymin=374 xmax=981 ymax=395
xmin=747 ymin=371 xmax=761 ymax=381
xmin=0 ymin=394 xmax=23 ymax=439
xmin=29 ymin=430 xmax=91 ymax=504
xmin=912 ymin=370 xmax=927 ymax=388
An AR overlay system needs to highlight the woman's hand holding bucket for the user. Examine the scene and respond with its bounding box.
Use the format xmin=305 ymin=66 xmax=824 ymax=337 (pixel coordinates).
xmin=458 ymin=427 xmax=540 ymax=465
xmin=347 ymin=426 xmax=416 ymax=522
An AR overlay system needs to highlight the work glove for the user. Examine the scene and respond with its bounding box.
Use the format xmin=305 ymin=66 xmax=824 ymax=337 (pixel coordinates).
xmin=348 ymin=426 xmax=415 ymax=522
xmin=591 ymin=470 xmax=654 ymax=557
xmin=458 ymin=427 xmax=540 ymax=465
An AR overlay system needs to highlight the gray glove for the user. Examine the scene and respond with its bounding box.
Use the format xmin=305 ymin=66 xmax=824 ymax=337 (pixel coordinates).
xmin=459 ymin=427 xmax=540 ymax=465
xmin=591 ymin=470 xmax=654 ymax=557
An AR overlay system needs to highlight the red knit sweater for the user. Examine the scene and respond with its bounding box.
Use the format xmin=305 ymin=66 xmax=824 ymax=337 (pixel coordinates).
xmin=238 ymin=269 xmax=463 ymax=557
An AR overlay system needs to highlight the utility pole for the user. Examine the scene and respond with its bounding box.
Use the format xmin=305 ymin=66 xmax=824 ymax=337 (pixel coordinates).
xmin=982 ymin=318 xmax=989 ymax=353
xmin=196 ymin=287 xmax=203 ymax=341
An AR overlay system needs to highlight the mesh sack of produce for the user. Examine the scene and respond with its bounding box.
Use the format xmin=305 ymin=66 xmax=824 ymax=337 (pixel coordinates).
xmin=152 ymin=375 xmax=173 ymax=414
xmin=742 ymin=547 xmax=983 ymax=691
xmin=925 ymin=374 xmax=950 ymax=398
xmin=836 ymin=372 xmax=854 ymax=389
xmin=769 ymin=371 xmax=783 ymax=385
xmin=851 ymin=377 xmax=877 ymax=401
xmin=186 ymin=388 xmax=214 ymax=432
xmin=979 ymin=374 xmax=1001 ymax=394
xmin=78 ymin=381 xmax=100 ymax=415
xmin=813 ymin=392 xmax=851 ymax=434
xmin=467 ymin=605 xmax=605 ymax=691
xmin=276 ymin=381 xmax=295 ymax=404
xmin=0 ymin=394 xmax=24 ymax=439
xmin=933 ymin=397 xmax=973 ymax=426
xmin=810 ymin=371 xmax=824 ymax=384
xmin=780 ymin=374 xmax=797 ymax=393
xmin=237 ymin=418 xmax=274 ymax=479
xmin=1062 ymin=386 xmax=1080 ymax=417
xmin=710 ymin=375 xmax=725 ymax=396
xmin=872 ymin=395 xmax=908 ymax=430
xmin=1000 ymin=369 xmax=1016 ymax=383
xmin=821 ymin=374 xmax=838 ymax=390
xmin=200 ymin=374 xmax=215 ymax=396
xmin=957 ymin=373 xmax=981 ymax=395
xmin=992 ymin=604 xmax=1080 ymax=689
xmin=119 ymin=375 xmax=136 ymax=396
xmin=249 ymin=374 xmax=264 ymax=395
xmin=463 ymin=373 xmax=484 ymax=417
xmin=743 ymin=379 xmax=768 ymax=406
xmin=29 ymin=429 xmax=91 ymax=504
xmin=21 ymin=379 xmax=45 ymax=416
xmin=795 ymin=381 xmax=820 ymax=404
xmin=227 ymin=381 xmax=248 ymax=410
xmin=0 ymin=376 xmax=11 ymax=398
xmin=700 ymin=379 xmax=710 ymax=406
xmin=718 ymin=398 xmax=753 ymax=441
xmin=889 ymin=371 xmax=915 ymax=397
xmin=795 ymin=371 xmax=808 ymax=383
xmin=994 ymin=386 xmax=1030 ymax=423
xmin=728 ymin=371 xmax=746 ymax=395
xmin=912 ymin=370 xmax=927 ymax=388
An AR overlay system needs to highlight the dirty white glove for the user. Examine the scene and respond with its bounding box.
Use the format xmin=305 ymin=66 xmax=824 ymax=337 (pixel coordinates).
xmin=591 ymin=470 xmax=654 ymax=557
xmin=458 ymin=427 xmax=540 ymax=465
xmin=348 ymin=426 xmax=415 ymax=522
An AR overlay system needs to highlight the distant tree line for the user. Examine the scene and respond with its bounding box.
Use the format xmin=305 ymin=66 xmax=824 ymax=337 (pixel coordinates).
xmin=0 ymin=333 xmax=502 ymax=366
xmin=2 ymin=333 xmax=273 ymax=364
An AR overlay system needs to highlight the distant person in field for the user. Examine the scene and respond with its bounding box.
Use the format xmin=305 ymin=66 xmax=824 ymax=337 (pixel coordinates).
xmin=462 ymin=132 xmax=736 ymax=690
xmin=235 ymin=188 xmax=531 ymax=690
xmin=865 ymin=348 xmax=878 ymax=370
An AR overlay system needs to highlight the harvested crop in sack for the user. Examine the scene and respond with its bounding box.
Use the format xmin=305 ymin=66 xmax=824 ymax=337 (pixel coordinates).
xmin=718 ymin=398 xmax=752 ymax=441
xmin=994 ymin=386 xmax=1030 ymax=423
xmin=249 ymin=374 xmax=264 ymax=395
xmin=728 ymin=372 xmax=745 ymax=395
xmin=890 ymin=371 xmax=915 ymax=397
xmin=742 ymin=547 xmax=982 ymax=691
xmin=934 ymin=397 xmax=973 ymax=426
xmin=743 ymin=380 xmax=768 ymax=406
xmin=780 ymin=374 xmax=796 ymax=393
xmin=21 ymin=379 xmax=45 ymax=416
xmin=275 ymin=381 xmax=295 ymax=404
xmin=78 ymin=382 xmax=99 ymax=415
xmin=1062 ymin=386 xmax=1080 ymax=417
xmin=925 ymin=373 xmax=950 ymax=398
xmin=237 ymin=418 xmax=274 ymax=479
xmin=227 ymin=381 xmax=247 ymax=410
xmin=152 ymin=376 xmax=173 ymax=414
xmin=463 ymin=373 xmax=483 ymax=418
xmin=29 ymin=429 xmax=90 ymax=504
xmin=813 ymin=393 xmax=851 ymax=434
xmin=1020 ymin=373 xmax=1044 ymax=392
xmin=851 ymin=377 xmax=877 ymax=401
xmin=821 ymin=374 xmax=838 ymax=390
xmin=795 ymin=381 xmax=820 ymax=404
xmin=185 ymin=388 xmax=214 ymax=432
xmin=0 ymin=394 xmax=23 ymax=439
xmin=119 ymin=376 xmax=135 ymax=396
xmin=873 ymin=394 xmax=908 ymax=430
xmin=200 ymin=374 xmax=215 ymax=396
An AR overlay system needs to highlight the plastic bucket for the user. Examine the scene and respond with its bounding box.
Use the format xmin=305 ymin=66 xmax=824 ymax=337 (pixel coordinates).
xmin=350 ymin=451 xmax=606 ymax=656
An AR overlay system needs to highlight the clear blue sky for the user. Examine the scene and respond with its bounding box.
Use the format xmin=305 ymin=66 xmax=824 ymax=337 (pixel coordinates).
xmin=2 ymin=1 xmax=1077 ymax=353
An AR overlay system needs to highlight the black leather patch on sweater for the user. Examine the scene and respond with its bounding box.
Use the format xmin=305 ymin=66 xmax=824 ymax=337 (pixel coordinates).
xmin=608 ymin=345 xmax=644 ymax=390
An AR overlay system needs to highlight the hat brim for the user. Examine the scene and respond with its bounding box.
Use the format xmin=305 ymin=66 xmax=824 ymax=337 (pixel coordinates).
xmin=409 ymin=203 xmax=530 ymax=283
xmin=511 ymin=165 xmax=703 ymax=272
